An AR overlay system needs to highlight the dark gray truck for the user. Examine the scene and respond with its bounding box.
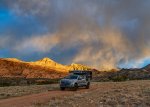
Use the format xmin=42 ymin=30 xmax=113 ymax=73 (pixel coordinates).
xmin=60 ymin=70 xmax=92 ymax=91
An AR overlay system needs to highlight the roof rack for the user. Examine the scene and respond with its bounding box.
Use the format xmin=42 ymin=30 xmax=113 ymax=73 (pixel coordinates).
xmin=69 ymin=70 xmax=92 ymax=79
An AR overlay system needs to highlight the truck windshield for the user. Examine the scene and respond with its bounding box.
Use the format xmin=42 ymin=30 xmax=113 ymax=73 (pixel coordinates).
xmin=65 ymin=75 xmax=78 ymax=79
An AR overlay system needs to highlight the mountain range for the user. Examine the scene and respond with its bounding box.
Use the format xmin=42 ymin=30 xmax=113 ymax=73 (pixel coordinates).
xmin=0 ymin=57 xmax=92 ymax=78
xmin=0 ymin=57 xmax=150 ymax=80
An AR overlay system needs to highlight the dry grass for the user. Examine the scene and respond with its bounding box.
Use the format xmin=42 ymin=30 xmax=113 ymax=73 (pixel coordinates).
xmin=0 ymin=84 xmax=58 ymax=99
xmin=33 ymin=80 xmax=150 ymax=107
xmin=1 ymin=80 xmax=150 ymax=107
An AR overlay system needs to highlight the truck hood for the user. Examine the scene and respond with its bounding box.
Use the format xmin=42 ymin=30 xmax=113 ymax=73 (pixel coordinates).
xmin=60 ymin=79 xmax=77 ymax=83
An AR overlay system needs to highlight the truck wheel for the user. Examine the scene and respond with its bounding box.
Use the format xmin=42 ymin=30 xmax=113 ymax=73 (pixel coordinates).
xmin=60 ymin=87 xmax=65 ymax=91
xmin=85 ymin=83 xmax=90 ymax=89
xmin=73 ymin=83 xmax=78 ymax=91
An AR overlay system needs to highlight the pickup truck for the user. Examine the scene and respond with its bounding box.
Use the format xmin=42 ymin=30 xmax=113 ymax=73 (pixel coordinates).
xmin=60 ymin=70 xmax=92 ymax=91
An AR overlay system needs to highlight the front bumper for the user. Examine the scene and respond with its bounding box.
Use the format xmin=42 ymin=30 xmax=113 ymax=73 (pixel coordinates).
xmin=60 ymin=82 xmax=74 ymax=88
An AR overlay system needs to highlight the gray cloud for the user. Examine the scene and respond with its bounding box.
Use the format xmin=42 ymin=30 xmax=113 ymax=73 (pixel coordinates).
xmin=1 ymin=0 xmax=150 ymax=69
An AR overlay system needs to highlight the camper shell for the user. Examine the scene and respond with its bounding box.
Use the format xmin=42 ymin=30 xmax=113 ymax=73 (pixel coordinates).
xmin=69 ymin=70 xmax=93 ymax=81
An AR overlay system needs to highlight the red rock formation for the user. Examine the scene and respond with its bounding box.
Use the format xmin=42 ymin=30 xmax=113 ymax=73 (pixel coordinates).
xmin=0 ymin=57 xmax=92 ymax=79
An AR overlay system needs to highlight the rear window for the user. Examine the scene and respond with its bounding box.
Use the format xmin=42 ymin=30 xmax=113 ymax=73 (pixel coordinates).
xmin=65 ymin=75 xmax=78 ymax=79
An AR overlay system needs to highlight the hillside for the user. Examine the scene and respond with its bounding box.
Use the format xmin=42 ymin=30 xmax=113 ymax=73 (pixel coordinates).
xmin=92 ymin=65 xmax=150 ymax=82
xmin=30 ymin=57 xmax=67 ymax=73
xmin=103 ymin=66 xmax=150 ymax=81
xmin=143 ymin=64 xmax=150 ymax=71
xmin=0 ymin=57 xmax=92 ymax=79
xmin=66 ymin=63 xmax=92 ymax=71
xmin=1 ymin=57 xmax=150 ymax=81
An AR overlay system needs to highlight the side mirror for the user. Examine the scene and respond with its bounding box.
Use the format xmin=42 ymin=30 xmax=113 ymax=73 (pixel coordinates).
xmin=78 ymin=78 xmax=82 ymax=80
xmin=82 ymin=78 xmax=85 ymax=80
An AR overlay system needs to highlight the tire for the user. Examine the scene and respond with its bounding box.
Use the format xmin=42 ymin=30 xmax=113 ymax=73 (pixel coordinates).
xmin=85 ymin=82 xmax=90 ymax=89
xmin=60 ymin=87 xmax=65 ymax=91
xmin=73 ymin=83 xmax=78 ymax=91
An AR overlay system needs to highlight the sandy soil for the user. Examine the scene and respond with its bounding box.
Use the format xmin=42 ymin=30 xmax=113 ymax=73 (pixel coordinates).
xmin=0 ymin=80 xmax=150 ymax=107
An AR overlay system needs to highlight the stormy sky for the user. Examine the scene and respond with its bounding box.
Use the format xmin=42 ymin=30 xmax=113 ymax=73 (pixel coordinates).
xmin=0 ymin=0 xmax=150 ymax=69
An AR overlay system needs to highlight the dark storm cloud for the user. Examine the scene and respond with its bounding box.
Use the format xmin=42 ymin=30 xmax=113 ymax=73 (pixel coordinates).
xmin=0 ymin=0 xmax=150 ymax=69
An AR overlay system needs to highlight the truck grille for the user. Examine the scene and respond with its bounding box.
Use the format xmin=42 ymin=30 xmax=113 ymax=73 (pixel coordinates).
xmin=61 ymin=81 xmax=70 ymax=86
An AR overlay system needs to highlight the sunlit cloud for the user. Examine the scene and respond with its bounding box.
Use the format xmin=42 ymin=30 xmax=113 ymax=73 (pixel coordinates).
xmin=14 ymin=34 xmax=59 ymax=53
xmin=0 ymin=0 xmax=150 ymax=69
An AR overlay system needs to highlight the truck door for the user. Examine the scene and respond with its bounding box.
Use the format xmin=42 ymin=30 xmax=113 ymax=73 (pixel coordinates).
xmin=77 ymin=76 xmax=83 ymax=86
xmin=78 ymin=76 xmax=87 ymax=86
xmin=82 ymin=75 xmax=87 ymax=85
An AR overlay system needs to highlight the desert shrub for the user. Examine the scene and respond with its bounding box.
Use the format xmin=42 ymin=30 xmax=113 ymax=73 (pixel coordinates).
xmin=19 ymin=80 xmax=28 ymax=85
xmin=36 ymin=79 xmax=60 ymax=85
xmin=0 ymin=77 xmax=27 ymax=87
xmin=0 ymin=77 xmax=61 ymax=87
xmin=0 ymin=78 xmax=12 ymax=86
xmin=111 ymin=75 xmax=128 ymax=82
xmin=0 ymin=82 xmax=10 ymax=87
xmin=10 ymin=81 xmax=17 ymax=86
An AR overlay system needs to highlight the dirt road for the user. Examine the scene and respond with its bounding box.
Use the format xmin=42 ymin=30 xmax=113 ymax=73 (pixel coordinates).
xmin=0 ymin=81 xmax=150 ymax=107
xmin=0 ymin=84 xmax=97 ymax=107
